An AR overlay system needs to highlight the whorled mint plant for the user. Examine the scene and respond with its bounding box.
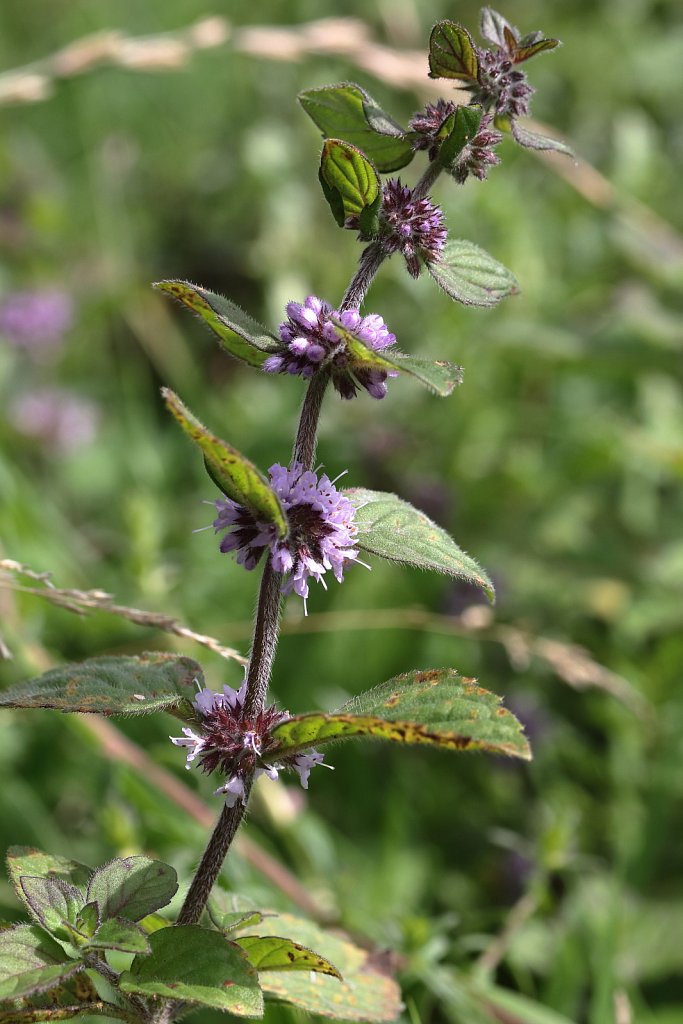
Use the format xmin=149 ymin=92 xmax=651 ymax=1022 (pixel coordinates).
xmin=0 ymin=9 xmax=570 ymax=1024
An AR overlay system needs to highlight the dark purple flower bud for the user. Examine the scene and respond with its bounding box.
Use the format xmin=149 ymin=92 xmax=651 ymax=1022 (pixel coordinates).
xmin=171 ymin=679 xmax=329 ymax=805
xmin=0 ymin=288 xmax=73 ymax=357
xmin=409 ymin=99 xmax=457 ymax=161
xmin=212 ymin=462 xmax=367 ymax=612
xmin=472 ymin=47 xmax=534 ymax=119
xmin=263 ymin=295 xmax=398 ymax=400
xmin=378 ymin=179 xmax=447 ymax=278
xmin=452 ymin=113 xmax=503 ymax=183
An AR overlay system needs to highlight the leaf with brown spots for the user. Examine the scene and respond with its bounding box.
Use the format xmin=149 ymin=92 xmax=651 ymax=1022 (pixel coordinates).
xmin=236 ymin=935 xmax=341 ymax=979
xmin=0 ymin=653 xmax=202 ymax=717
xmin=344 ymin=488 xmax=494 ymax=600
xmin=268 ymin=668 xmax=530 ymax=762
xmin=119 ymin=925 xmax=263 ymax=1017
xmin=163 ymin=388 xmax=287 ymax=536
xmin=154 ymin=280 xmax=277 ymax=368
xmin=234 ymin=912 xmax=401 ymax=1022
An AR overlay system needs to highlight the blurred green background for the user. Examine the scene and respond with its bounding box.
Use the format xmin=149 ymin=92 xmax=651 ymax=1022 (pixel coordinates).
xmin=1 ymin=1 xmax=682 ymax=1022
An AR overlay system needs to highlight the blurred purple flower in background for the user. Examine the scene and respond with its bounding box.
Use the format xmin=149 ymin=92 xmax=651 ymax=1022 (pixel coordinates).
xmin=0 ymin=288 xmax=73 ymax=357
xmin=9 ymin=388 xmax=99 ymax=453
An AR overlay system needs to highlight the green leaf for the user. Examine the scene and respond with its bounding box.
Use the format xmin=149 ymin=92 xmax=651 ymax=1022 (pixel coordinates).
xmin=392 ymin=354 xmax=463 ymax=395
xmin=0 ymin=925 xmax=82 ymax=1002
xmin=236 ymin=935 xmax=341 ymax=978
xmin=428 ymin=21 xmax=479 ymax=81
xmin=299 ymin=84 xmax=414 ymax=173
xmin=427 ymin=239 xmax=520 ymax=307
xmin=319 ymin=139 xmax=381 ymax=229
xmin=163 ymin=388 xmax=288 ymax=537
xmin=479 ymin=7 xmax=516 ymax=49
xmin=6 ymin=849 xmax=91 ymax=901
xmin=0 ymin=653 xmax=202 ymax=717
xmin=18 ymin=878 xmax=82 ymax=939
xmin=234 ymin=912 xmax=400 ymax=1022
xmin=438 ymin=105 xmax=484 ymax=168
xmin=510 ymin=119 xmax=574 ymax=156
xmin=208 ymin=890 xmax=264 ymax=933
xmin=335 ymin=325 xmax=462 ymax=398
xmin=268 ymin=668 xmax=530 ymax=762
xmin=119 ymin=925 xmax=263 ymax=1017
xmin=74 ymin=902 xmax=99 ymax=939
xmin=154 ymin=280 xmax=276 ymax=368
xmin=345 ymin=487 xmax=494 ymax=598
xmin=514 ymin=37 xmax=561 ymax=62
xmin=138 ymin=912 xmax=172 ymax=935
xmin=86 ymin=917 xmax=151 ymax=954
xmin=86 ymin=857 xmax=178 ymax=923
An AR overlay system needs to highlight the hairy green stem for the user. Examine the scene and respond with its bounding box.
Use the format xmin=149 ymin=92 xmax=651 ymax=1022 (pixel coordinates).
xmin=82 ymin=952 xmax=147 ymax=1022
xmin=175 ymin=788 xmax=251 ymax=927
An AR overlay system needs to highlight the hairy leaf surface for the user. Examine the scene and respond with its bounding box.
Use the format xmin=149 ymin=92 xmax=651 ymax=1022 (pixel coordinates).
xmin=0 ymin=654 xmax=202 ymax=716
xmin=427 ymin=239 xmax=519 ymax=307
xmin=120 ymin=925 xmax=263 ymax=1017
xmin=299 ymin=84 xmax=413 ymax=172
xmin=155 ymin=280 xmax=276 ymax=367
xmin=345 ymin=488 xmax=493 ymax=597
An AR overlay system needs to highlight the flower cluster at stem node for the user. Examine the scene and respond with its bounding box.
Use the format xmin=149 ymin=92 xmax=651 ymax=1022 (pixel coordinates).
xmin=377 ymin=179 xmax=447 ymax=278
xmin=212 ymin=461 xmax=366 ymax=612
xmin=171 ymin=680 xmax=329 ymax=806
xmin=264 ymin=296 xmax=398 ymax=399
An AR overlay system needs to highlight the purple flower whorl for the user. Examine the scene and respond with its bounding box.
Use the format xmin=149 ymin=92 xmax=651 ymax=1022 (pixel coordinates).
xmin=213 ymin=461 xmax=364 ymax=610
xmin=171 ymin=679 xmax=329 ymax=805
xmin=378 ymin=179 xmax=447 ymax=278
xmin=263 ymin=296 xmax=397 ymax=400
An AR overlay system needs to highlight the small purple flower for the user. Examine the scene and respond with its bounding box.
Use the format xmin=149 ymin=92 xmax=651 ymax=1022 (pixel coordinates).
xmin=263 ymin=295 xmax=398 ymax=400
xmin=9 ymin=388 xmax=99 ymax=453
xmin=213 ymin=462 xmax=366 ymax=611
xmin=409 ymin=99 xmax=457 ymax=160
xmin=170 ymin=679 xmax=329 ymax=806
xmin=451 ymin=113 xmax=503 ymax=183
xmin=472 ymin=48 xmax=534 ymax=119
xmin=378 ymin=180 xmax=447 ymax=278
xmin=0 ymin=288 xmax=73 ymax=357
